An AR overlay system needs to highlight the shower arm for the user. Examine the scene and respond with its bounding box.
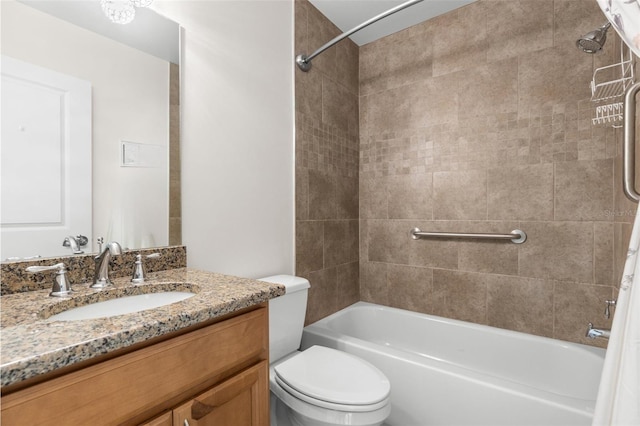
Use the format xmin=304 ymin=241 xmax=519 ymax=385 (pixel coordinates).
xmin=295 ymin=0 xmax=424 ymax=71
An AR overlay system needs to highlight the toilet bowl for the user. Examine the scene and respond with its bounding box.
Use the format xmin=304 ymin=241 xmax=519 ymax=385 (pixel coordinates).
xmin=271 ymin=346 xmax=391 ymax=426
xmin=260 ymin=275 xmax=391 ymax=426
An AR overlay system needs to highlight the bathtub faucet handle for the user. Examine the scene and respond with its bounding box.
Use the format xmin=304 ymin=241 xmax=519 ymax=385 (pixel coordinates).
xmin=604 ymin=299 xmax=617 ymax=319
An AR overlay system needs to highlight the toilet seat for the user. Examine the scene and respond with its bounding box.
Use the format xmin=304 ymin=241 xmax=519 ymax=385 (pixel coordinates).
xmin=274 ymin=345 xmax=390 ymax=412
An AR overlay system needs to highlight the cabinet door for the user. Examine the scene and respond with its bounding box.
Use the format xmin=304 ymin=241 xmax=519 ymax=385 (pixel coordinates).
xmin=173 ymin=361 xmax=268 ymax=426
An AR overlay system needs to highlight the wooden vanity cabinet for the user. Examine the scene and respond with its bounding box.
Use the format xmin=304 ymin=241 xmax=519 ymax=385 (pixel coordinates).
xmin=1 ymin=305 xmax=270 ymax=426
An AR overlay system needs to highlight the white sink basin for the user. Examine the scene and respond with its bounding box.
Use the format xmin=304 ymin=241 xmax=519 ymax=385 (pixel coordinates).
xmin=48 ymin=291 xmax=195 ymax=321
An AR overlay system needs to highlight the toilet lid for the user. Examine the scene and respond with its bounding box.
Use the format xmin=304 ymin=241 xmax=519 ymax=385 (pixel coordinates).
xmin=274 ymin=345 xmax=390 ymax=406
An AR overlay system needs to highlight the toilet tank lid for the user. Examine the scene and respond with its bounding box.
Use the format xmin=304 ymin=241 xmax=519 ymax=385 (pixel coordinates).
xmin=258 ymin=275 xmax=310 ymax=293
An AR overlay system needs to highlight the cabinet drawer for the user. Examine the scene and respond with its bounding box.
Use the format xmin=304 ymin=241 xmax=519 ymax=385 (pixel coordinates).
xmin=173 ymin=361 xmax=269 ymax=426
xmin=1 ymin=307 xmax=268 ymax=425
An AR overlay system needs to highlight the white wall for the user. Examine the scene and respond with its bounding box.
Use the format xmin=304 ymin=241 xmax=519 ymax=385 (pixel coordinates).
xmin=153 ymin=1 xmax=295 ymax=278
xmin=1 ymin=1 xmax=169 ymax=252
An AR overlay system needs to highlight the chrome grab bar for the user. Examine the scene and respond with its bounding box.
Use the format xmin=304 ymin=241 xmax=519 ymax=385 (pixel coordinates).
xmin=623 ymin=81 xmax=640 ymax=202
xmin=410 ymin=228 xmax=527 ymax=244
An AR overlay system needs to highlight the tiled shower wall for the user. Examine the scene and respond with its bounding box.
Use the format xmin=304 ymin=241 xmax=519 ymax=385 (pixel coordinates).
xmin=295 ymin=0 xmax=635 ymax=346
xmin=359 ymin=0 xmax=636 ymax=347
xmin=295 ymin=0 xmax=360 ymax=324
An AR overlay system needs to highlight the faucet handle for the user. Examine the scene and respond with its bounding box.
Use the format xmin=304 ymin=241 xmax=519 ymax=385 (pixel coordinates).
xmin=604 ymin=299 xmax=617 ymax=319
xmin=131 ymin=253 xmax=161 ymax=284
xmin=26 ymin=262 xmax=72 ymax=297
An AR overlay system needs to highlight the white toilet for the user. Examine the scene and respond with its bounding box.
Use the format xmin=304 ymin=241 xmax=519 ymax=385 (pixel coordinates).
xmin=259 ymin=275 xmax=391 ymax=426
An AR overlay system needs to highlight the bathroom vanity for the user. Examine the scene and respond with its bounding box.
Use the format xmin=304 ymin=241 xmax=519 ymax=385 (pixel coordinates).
xmin=0 ymin=268 xmax=285 ymax=425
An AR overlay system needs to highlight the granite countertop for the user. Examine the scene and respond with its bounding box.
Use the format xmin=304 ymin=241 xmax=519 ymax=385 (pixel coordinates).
xmin=0 ymin=268 xmax=285 ymax=388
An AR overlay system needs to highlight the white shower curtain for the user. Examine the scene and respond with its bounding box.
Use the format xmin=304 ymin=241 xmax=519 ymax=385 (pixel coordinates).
xmin=592 ymin=208 xmax=640 ymax=425
xmin=593 ymin=2 xmax=640 ymax=424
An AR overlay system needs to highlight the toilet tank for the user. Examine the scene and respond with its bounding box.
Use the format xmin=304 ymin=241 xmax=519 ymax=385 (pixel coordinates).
xmin=259 ymin=275 xmax=310 ymax=363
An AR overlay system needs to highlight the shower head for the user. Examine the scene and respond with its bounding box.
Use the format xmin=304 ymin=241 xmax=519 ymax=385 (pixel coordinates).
xmin=576 ymin=22 xmax=612 ymax=54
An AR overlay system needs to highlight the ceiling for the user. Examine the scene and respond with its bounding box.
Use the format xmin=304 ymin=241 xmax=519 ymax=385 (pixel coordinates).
xmin=17 ymin=0 xmax=179 ymax=64
xmin=308 ymin=0 xmax=476 ymax=46
xmin=17 ymin=0 xmax=475 ymax=62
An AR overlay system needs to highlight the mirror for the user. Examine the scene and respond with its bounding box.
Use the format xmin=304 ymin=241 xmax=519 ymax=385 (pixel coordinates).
xmin=0 ymin=0 xmax=181 ymax=260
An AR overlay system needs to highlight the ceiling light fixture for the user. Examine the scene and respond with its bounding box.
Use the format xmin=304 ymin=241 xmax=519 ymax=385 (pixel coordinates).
xmin=101 ymin=0 xmax=153 ymax=25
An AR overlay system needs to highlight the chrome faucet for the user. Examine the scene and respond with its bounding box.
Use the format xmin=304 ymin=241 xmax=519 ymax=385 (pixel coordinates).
xmin=586 ymin=322 xmax=611 ymax=339
xmin=91 ymin=241 xmax=122 ymax=288
xmin=62 ymin=235 xmax=86 ymax=254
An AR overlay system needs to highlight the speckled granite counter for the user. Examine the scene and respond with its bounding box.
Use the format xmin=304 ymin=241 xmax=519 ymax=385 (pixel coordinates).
xmin=1 ymin=268 xmax=285 ymax=388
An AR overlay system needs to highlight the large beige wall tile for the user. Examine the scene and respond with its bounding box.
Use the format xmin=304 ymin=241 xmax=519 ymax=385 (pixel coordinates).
xmin=296 ymin=167 xmax=309 ymax=220
xmin=368 ymin=220 xmax=410 ymax=264
xmin=432 ymin=269 xmax=488 ymax=324
xmin=324 ymin=220 xmax=358 ymax=267
xmin=457 ymin=58 xmax=519 ymax=120
xmin=387 ymin=264 xmax=433 ymax=313
xmin=487 ymin=275 xmax=553 ymax=337
xmin=337 ymin=175 xmax=359 ymax=219
xmin=432 ymin=1 xmax=487 ymax=77
xmin=306 ymin=2 xmax=339 ymax=79
xmin=554 ymin=159 xmax=613 ymax=221
xmin=336 ymin=39 xmax=359 ymax=96
xmin=322 ymin=77 xmax=358 ymax=133
xmin=295 ymin=67 xmax=322 ymax=118
xmin=337 ymin=261 xmax=359 ymax=309
xmin=519 ymin=221 xmax=594 ymax=282
xmin=408 ymin=221 xmax=460 ymax=268
xmin=360 ymin=261 xmax=388 ymax=304
xmin=458 ymin=221 xmax=520 ymax=275
xmin=487 ymin=163 xmax=554 ymax=220
xmin=359 ymin=90 xmax=406 ymax=136
xmin=360 ymin=176 xmax=388 ymax=219
xmin=433 ymin=170 xmax=487 ymax=220
xmin=360 ymin=25 xmax=433 ymax=96
xmin=388 ymin=173 xmax=433 ymax=219
xmin=294 ymin=0 xmax=308 ymax=54
xmin=360 ymin=219 xmax=370 ymax=262
xmin=296 ymin=220 xmax=324 ymax=274
xmin=594 ymin=222 xmax=614 ymax=285
xmin=614 ymin=223 xmax=633 ymax=286
xmin=308 ymin=169 xmax=336 ymax=220
xmin=485 ymin=0 xmax=554 ymax=61
xmin=518 ymin=45 xmax=592 ymax=115
xmin=305 ymin=267 xmax=338 ymax=325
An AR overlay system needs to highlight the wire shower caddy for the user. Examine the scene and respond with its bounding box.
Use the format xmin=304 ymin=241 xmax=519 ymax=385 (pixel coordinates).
xmin=591 ymin=41 xmax=635 ymax=127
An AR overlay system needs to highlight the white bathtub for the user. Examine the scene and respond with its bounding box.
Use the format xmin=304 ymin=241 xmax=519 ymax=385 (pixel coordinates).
xmin=301 ymin=302 xmax=606 ymax=426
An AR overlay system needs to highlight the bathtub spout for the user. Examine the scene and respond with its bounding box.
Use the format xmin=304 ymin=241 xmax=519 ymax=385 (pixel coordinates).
xmin=586 ymin=322 xmax=611 ymax=339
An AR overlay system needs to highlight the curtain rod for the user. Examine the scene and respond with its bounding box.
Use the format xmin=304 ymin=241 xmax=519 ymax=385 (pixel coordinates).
xmin=295 ymin=0 xmax=424 ymax=72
